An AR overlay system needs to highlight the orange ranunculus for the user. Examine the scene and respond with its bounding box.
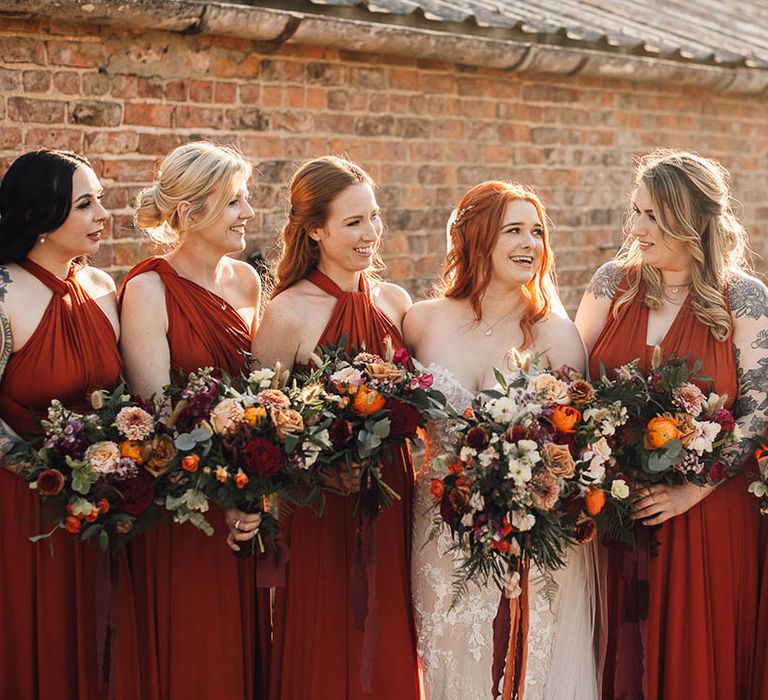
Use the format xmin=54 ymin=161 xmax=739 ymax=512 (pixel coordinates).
xmin=85 ymin=510 xmax=98 ymax=523
xmin=644 ymin=415 xmax=681 ymax=449
xmin=462 ymin=407 xmax=476 ymax=420
xmin=430 ymin=479 xmax=444 ymax=501
xmin=97 ymin=498 xmax=110 ymax=514
xmin=351 ymin=384 xmax=386 ymax=416
xmin=64 ymin=516 xmax=81 ymax=534
xmin=551 ymin=405 xmax=581 ymax=434
xmin=585 ymin=488 xmax=606 ymax=516
xmin=181 ymin=454 xmax=200 ymax=473
xmin=234 ymin=469 xmax=249 ymax=490
xmin=120 ymin=440 xmax=144 ymax=464
xmin=243 ymin=406 xmax=266 ymax=427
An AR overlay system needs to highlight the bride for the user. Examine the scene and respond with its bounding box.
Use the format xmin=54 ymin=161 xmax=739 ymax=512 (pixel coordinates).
xmin=404 ymin=180 xmax=600 ymax=699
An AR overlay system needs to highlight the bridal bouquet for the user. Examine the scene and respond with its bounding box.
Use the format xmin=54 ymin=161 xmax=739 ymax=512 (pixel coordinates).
xmin=432 ymin=363 xmax=622 ymax=599
xmin=593 ymin=348 xmax=743 ymax=541
xmin=26 ymin=384 xmax=166 ymax=550
xmin=297 ymin=336 xmax=446 ymax=519
xmin=162 ymin=366 xmax=332 ymax=557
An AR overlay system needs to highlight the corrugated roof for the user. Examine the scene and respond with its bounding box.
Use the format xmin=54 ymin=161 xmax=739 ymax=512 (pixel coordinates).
xmin=283 ymin=0 xmax=768 ymax=69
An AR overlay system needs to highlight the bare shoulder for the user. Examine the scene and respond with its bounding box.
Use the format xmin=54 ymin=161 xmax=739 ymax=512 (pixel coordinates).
xmin=375 ymin=281 xmax=412 ymax=314
xmin=584 ymin=260 xmax=626 ymax=300
xmin=228 ymin=258 xmax=261 ymax=292
xmin=78 ymin=265 xmax=116 ymax=294
xmin=121 ymin=269 xmax=165 ymax=305
xmin=262 ymin=283 xmax=314 ymax=327
xmin=728 ymin=270 xmax=768 ymax=321
xmin=537 ymin=312 xmax=581 ymax=345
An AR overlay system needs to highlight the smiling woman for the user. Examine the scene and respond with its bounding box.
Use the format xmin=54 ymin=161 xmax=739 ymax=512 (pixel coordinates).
xmin=0 ymin=149 xmax=141 ymax=699
xmin=119 ymin=141 xmax=269 ymax=700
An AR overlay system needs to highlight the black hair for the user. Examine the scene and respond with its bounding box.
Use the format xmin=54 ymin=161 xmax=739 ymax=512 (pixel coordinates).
xmin=0 ymin=150 xmax=91 ymax=264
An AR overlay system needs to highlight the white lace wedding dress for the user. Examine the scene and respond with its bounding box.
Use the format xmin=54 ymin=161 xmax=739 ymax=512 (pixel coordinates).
xmin=412 ymin=363 xmax=600 ymax=700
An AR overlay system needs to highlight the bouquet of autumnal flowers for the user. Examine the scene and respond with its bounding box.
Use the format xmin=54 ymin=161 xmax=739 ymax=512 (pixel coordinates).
xmin=26 ymin=384 xmax=168 ymax=550
xmin=297 ymin=335 xmax=446 ymax=519
xmin=430 ymin=360 xmax=623 ymax=698
xmin=431 ymin=362 xmax=622 ymax=600
xmin=592 ymin=347 xmax=743 ymax=542
xmin=161 ymin=365 xmax=333 ymax=557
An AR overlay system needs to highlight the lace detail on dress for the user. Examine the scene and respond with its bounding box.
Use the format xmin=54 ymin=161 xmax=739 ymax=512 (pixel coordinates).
xmin=412 ymin=362 xmax=598 ymax=700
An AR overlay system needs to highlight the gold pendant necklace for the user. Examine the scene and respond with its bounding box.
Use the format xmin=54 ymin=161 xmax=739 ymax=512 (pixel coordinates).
xmin=481 ymin=310 xmax=514 ymax=336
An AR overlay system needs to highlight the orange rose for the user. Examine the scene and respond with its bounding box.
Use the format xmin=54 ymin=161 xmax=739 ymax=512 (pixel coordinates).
xmin=551 ymin=405 xmax=581 ymax=434
xmin=215 ymin=466 xmax=229 ymax=483
xmin=429 ymin=479 xmax=444 ymax=501
xmin=585 ymin=488 xmax=606 ymax=516
xmin=644 ymin=415 xmax=681 ymax=449
xmin=181 ymin=454 xmax=200 ymax=473
xmin=64 ymin=516 xmax=81 ymax=534
xmin=97 ymin=498 xmax=110 ymax=514
xmin=234 ymin=469 xmax=249 ymax=489
xmin=351 ymin=385 xmax=386 ymax=416
xmin=85 ymin=510 xmax=98 ymax=523
xmin=120 ymin=440 xmax=144 ymax=464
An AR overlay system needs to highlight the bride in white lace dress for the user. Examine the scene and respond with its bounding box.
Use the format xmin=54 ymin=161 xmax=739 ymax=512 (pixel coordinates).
xmin=404 ymin=181 xmax=600 ymax=700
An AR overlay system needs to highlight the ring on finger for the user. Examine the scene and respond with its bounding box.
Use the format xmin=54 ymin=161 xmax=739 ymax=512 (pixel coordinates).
xmin=234 ymin=519 xmax=241 ymax=530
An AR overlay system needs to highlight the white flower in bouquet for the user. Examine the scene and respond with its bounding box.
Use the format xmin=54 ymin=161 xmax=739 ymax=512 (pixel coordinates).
xmin=510 ymin=510 xmax=536 ymax=532
xmin=247 ymin=368 xmax=275 ymax=388
xmin=329 ymin=366 xmax=365 ymax=386
xmin=506 ymin=458 xmax=532 ymax=486
xmin=687 ymin=420 xmax=721 ymax=456
xmin=478 ymin=447 xmax=496 ymax=467
xmin=487 ymin=394 xmax=524 ymax=424
xmin=611 ymin=479 xmax=630 ymax=500
xmin=469 ymin=491 xmax=485 ymax=512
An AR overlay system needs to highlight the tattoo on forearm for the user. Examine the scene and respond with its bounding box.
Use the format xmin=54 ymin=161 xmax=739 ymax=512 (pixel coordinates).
xmin=586 ymin=262 xmax=623 ymax=300
xmin=729 ymin=275 xmax=768 ymax=320
xmin=0 ymin=432 xmax=38 ymax=478
xmin=730 ymin=344 xmax=768 ymax=469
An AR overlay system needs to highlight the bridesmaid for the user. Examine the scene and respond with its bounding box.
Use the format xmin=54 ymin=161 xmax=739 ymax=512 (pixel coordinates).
xmin=576 ymin=149 xmax=766 ymax=699
xmin=0 ymin=150 xmax=140 ymax=698
xmin=119 ymin=141 xmax=269 ymax=699
xmin=244 ymin=155 xmax=420 ymax=699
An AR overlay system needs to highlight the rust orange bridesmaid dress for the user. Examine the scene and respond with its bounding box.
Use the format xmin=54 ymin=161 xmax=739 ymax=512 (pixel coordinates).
xmin=120 ymin=256 xmax=269 ymax=700
xmin=589 ymin=277 xmax=762 ymax=700
xmin=268 ymin=269 xmax=420 ymax=700
xmin=0 ymin=259 xmax=141 ymax=699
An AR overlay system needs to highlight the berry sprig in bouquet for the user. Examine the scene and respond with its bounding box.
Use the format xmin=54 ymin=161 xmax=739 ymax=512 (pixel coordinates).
xmin=297 ymin=335 xmax=446 ymax=519
xmin=162 ymin=366 xmax=332 ymax=557
xmin=26 ymin=384 xmax=166 ymax=550
xmin=593 ymin=347 xmax=743 ymax=542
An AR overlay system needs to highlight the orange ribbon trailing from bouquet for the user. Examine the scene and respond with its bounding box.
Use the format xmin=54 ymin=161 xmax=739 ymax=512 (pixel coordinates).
xmin=492 ymin=558 xmax=530 ymax=700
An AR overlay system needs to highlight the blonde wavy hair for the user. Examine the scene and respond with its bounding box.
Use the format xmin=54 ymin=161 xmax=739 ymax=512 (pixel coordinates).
xmin=134 ymin=141 xmax=251 ymax=244
xmin=613 ymin=149 xmax=749 ymax=341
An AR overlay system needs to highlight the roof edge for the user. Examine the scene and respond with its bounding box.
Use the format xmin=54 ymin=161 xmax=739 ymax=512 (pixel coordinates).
xmin=1 ymin=0 xmax=766 ymax=95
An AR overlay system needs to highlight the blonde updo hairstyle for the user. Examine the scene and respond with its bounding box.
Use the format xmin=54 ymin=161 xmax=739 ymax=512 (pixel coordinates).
xmin=134 ymin=141 xmax=251 ymax=245
xmin=614 ymin=149 xmax=749 ymax=342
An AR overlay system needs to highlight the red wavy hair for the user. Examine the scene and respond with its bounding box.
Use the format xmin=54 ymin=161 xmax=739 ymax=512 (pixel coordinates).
xmin=436 ymin=180 xmax=555 ymax=350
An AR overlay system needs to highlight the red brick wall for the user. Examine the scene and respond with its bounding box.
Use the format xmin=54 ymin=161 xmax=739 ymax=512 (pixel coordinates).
xmin=1 ymin=18 xmax=767 ymax=311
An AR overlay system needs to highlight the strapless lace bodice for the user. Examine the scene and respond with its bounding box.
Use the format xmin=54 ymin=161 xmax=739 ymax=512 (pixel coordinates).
xmin=411 ymin=362 xmax=599 ymax=700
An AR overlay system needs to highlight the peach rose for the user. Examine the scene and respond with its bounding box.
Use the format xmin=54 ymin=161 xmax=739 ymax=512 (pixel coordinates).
xmin=85 ymin=441 xmax=121 ymax=475
xmin=210 ymin=398 xmax=245 ymax=435
xmin=271 ymin=408 xmax=304 ymax=441
xmin=529 ymin=374 xmax=569 ymax=404
xmin=365 ymin=361 xmax=405 ymax=384
xmin=644 ymin=415 xmax=681 ymax=450
xmin=541 ymin=442 xmax=576 ymax=478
